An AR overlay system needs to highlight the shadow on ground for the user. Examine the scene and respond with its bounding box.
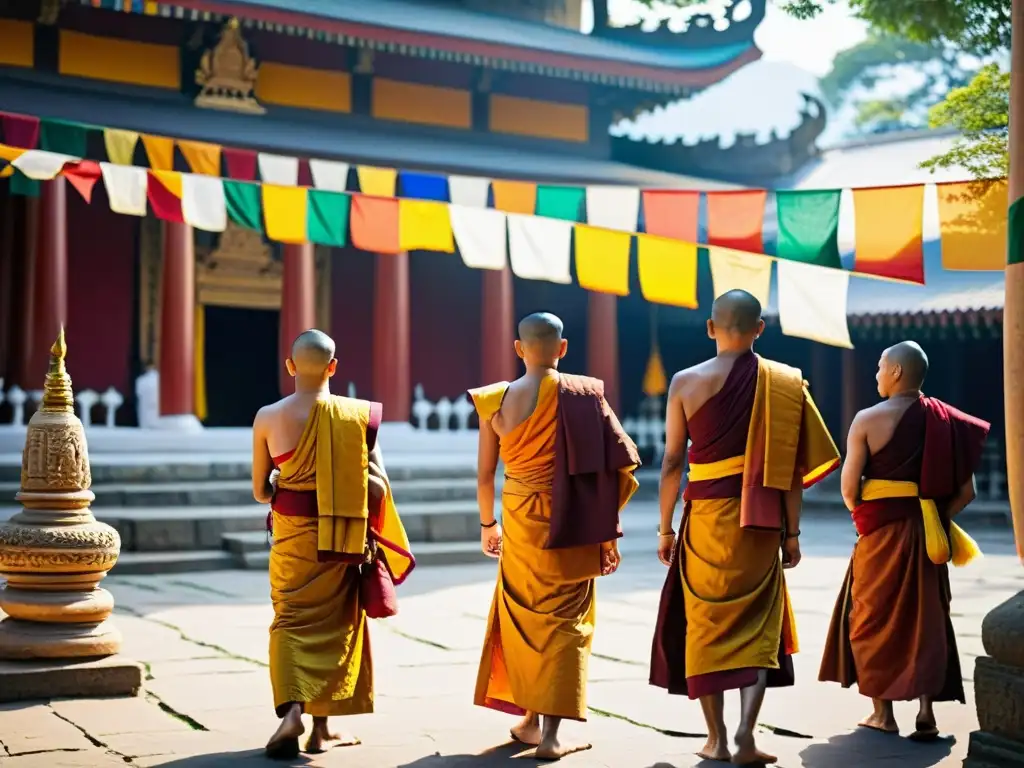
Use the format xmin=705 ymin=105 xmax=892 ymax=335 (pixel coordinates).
xmin=798 ymin=729 xmax=955 ymax=767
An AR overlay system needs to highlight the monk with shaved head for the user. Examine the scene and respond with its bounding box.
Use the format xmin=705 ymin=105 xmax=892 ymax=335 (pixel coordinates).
xmin=469 ymin=311 xmax=640 ymax=760
xmin=252 ymin=329 xmax=414 ymax=758
xmin=820 ymin=340 xmax=989 ymax=740
xmin=650 ymin=290 xmax=840 ymax=764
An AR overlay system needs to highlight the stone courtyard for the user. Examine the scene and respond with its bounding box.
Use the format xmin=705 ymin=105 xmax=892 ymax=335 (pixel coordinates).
xmin=0 ymin=510 xmax=1020 ymax=768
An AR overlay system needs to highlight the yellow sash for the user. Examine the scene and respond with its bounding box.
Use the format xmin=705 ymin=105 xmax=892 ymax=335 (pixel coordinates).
xmin=688 ymin=455 xmax=744 ymax=483
xmin=860 ymin=479 xmax=981 ymax=567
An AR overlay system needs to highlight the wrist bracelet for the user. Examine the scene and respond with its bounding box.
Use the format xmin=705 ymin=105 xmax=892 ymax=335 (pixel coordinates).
xmin=658 ymin=530 xmax=675 ymax=538
xmin=785 ymin=530 xmax=800 ymax=539
xmin=481 ymin=520 xmax=498 ymax=529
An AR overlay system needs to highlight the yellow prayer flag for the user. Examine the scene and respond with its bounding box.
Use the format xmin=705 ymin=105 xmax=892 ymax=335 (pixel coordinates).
xmin=178 ymin=140 xmax=222 ymax=177
xmin=707 ymin=245 xmax=772 ymax=307
xmin=937 ymin=179 xmax=1007 ymax=271
xmin=356 ymin=165 xmax=397 ymax=197
xmin=0 ymin=166 xmax=11 ymax=178
xmin=103 ymin=129 xmax=139 ymax=166
xmin=150 ymin=169 xmax=182 ymax=198
xmin=0 ymin=144 xmax=25 ymax=163
xmin=573 ymin=225 xmax=631 ymax=296
xmin=262 ymin=184 xmax=308 ymax=244
xmin=642 ymin=347 xmax=668 ymax=397
xmin=141 ymin=134 xmax=174 ymax=171
xmin=636 ymin=234 xmax=698 ymax=308
xmin=398 ymin=200 xmax=454 ymax=253
xmin=491 ymin=180 xmax=537 ymax=214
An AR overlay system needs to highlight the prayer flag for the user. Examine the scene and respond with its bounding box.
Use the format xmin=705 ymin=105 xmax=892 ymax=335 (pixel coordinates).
xmin=11 ymin=151 xmax=77 ymax=180
xmin=585 ymin=185 xmax=641 ymax=232
xmin=937 ymin=179 xmax=1007 ymax=271
xmin=636 ymin=234 xmax=698 ymax=308
xmin=0 ymin=145 xmax=24 ymax=163
xmin=775 ymin=189 xmax=842 ymax=269
xmin=536 ymin=185 xmax=584 ymax=221
xmin=63 ymin=160 xmax=101 ymax=203
xmin=853 ymin=185 xmax=925 ymax=283
xmin=449 ymin=175 xmax=490 ymax=207
xmin=223 ymin=180 xmax=263 ymax=232
xmin=642 ymin=347 xmax=668 ymax=397
xmin=351 ymin=195 xmax=400 ymax=254
xmin=147 ymin=170 xmax=184 ymax=223
xmin=141 ymin=134 xmax=174 ymax=171
xmin=258 ymin=153 xmax=300 ymax=186
xmin=356 ymin=165 xmax=397 ymax=198
xmin=178 ymin=140 xmax=222 ymax=177
xmin=306 ymin=189 xmax=349 ymax=247
xmin=0 ymin=112 xmax=39 ymax=149
xmin=707 ymin=190 xmax=768 ymax=253
xmin=100 ymin=162 xmax=148 ymax=216
xmin=309 ymin=159 xmax=350 ymax=192
xmin=223 ymin=148 xmax=257 ymax=181
xmin=507 ymin=213 xmax=571 ymax=283
xmin=492 ymin=180 xmax=537 ymax=215
xmin=400 ymin=171 xmax=449 ymax=202
xmin=181 ymin=173 xmax=227 ymax=233
xmin=40 ymin=119 xmax=88 ymax=157
xmin=103 ymin=129 xmax=139 ymax=166
xmin=450 ymin=205 xmax=507 ymax=270
xmin=573 ymin=225 xmax=631 ymax=296
xmin=262 ymin=184 xmax=308 ymax=244
xmin=707 ymin=246 xmax=771 ymax=307
xmin=9 ymin=171 xmax=38 ymax=197
xmin=642 ymin=190 xmax=698 ymax=241
xmin=398 ymin=199 xmax=454 ymax=253
xmin=777 ymin=260 xmax=853 ymax=348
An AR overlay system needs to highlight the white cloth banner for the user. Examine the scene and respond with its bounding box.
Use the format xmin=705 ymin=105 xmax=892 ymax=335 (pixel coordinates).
xmin=450 ymin=205 xmax=507 ymax=270
xmin=585 ymin=185 xmax=641 ymax=232
xmin=309 ymin=159 xmax=350 ymax=192
xmin=507 ymin=213 xmax=572 ymax=283
xmin=708 ymin=246 xmax=773 ymax=308
xmin=448 ymin=175 xmax=491 ymax=208
xmin=777 ymin=260 xmax=854 ymax=348
xmin=181 ymin=174 xmax=227 ymax=233
xmin=12 ymin=150 xmax=78 ymax=180
xmin=257 ymin=153 xmax=300 ymax=186
xmin=99 ymin=163 xmax=148 ymax=216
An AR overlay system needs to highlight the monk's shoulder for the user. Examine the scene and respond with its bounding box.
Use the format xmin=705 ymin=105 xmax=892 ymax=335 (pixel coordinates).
xmin=468 ymin=380 xmax=510 ymax=422
xmin=558 ymin=373 xmax=604 ymax=398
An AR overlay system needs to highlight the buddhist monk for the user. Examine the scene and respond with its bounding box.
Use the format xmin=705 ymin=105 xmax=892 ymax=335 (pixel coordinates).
xmin=469 ymin=312 xmax=640 ymax=760
xmin=251 ymin=329 xmax=414 ymax=759
xmin=650 ymin=290 xmax=841 ymax=765
xmin=819 ymin=341 xmax=989 ymax=740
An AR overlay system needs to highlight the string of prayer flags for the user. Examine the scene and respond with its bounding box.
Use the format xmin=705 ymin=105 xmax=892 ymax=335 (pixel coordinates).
xmin=258 ymin=153 xmax=300 ymax=186
xmin=262 ymin=184 xmax=307 ymax=243
xmin=40 ymin=119 xmax=88 ymax=158
xmin=585 ymin=185 xmax=641 ymax=232
xmin=573 ymin=225 xmax=631 ymax=295
xmin=492 ymin=180 xmax=537 ymax=215
xmin=535 ymin=185 xmax=585 ymax=221
xmin=178 ymin=140 xmax=222 ymax=177
xmin=309 ymin=159 xmax=349 ymax=192
xmin=775 ymin=189 xmax=842 ymax=269
xmin=636 ymin=235 xmax=698 ymax=308
xmin=351 ymin=195 xmax=400 ymax=254
xmin=507 ymin=213 xmax=572 ymax=283
xmin=642 ymin=190 xmax=699 ymax=241
xmin=147 ymin=170 xmax=184 ymax=223
xmin=11 ymin=150 xmax=76 ymax=180
xmin=707 ymin=190 xmax=768 ymax=253
xmin=141 ymin=135 xmax=174 ymax=171
xmin=223 ymin=180 xmax=263 ymax=232
xmin=450 ymin=205 xmax=507 ymax=270
xmin=306 ymin=189 xmax=349 ymax=247
xmin=356 ymin=165 xmax=397 ymax=198
xmin=853 ymin=185 xmax=925 ymax=283
xmin=223 ymin=148 xmax=257 ymax=181
xmin=63 ymin=161 xmax=101 ymax=203
xmin=0 ymin=112 xmax=39 ymax=149
xmin=398 ymin=199 xmax=455 ymax=253
xmin=181 ymin=173 xmax=227 ymax=233
xmin=103 ymin=129 xmax=139 ymax=166
xmin=708 ymin=246 xmax=772 ymax=307
xmin=400 ymin=171 xmax=449 ymax=202
xmin=100 ymin=162 xmax=148 ymax=216
xmin=448 ymin=175 xmax=491 ymax=208
xmin=777 ymin=260 xmax=853 ymax=348
xmin=937 ymin=179 xmax=1008 ymax=271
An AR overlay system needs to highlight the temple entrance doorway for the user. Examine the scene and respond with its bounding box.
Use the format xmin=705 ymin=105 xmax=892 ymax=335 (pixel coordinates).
xmin=202 ymin=305 xmax=279 ymax=427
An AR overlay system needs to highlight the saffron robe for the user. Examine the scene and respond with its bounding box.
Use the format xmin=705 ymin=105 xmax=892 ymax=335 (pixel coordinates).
xmin=650 ymin=352 xmax=840 ymax=698
xmin=268 ymin=396 xmax=414 ymax=718
xmin=469 ymin=375 xmax=639 ymax=720
xmin=819 ymin=396 xmax=989 ymax=702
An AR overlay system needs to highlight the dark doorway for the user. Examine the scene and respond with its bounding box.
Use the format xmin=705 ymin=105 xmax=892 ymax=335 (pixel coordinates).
xmin=203 ymin=305 xmax=279 ymax=427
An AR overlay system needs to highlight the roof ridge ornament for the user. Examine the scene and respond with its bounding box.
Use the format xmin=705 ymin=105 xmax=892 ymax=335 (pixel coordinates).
xmin=195 ymin=17 xmax=267 ymax=115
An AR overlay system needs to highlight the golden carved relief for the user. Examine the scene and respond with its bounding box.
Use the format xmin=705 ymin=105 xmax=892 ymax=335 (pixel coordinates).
xmin=197 ymin=222 xmax=281 ymax=310
xmin=195 ymin=18 xmax=266 ymax=115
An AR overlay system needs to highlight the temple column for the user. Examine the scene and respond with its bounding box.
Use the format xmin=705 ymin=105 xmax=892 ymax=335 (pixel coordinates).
xmin=0 ymin=195 xmax=14 ymax=381
xmin=372 ymin=252 xmax=410 ymax=422
xmin=279 ymin=243 xmax=317 ymax=396
xmin=29 ymin=179 xmax=67 ymax=386
xmin=9 ymin=198 xmax=38 ymax=389
xmin=480 ymin=267 xmax=516 ymax=384
xmin=840 ymin=348 xmax=857 ymax=449
xmin=587 ymin=292 xmax=619 ymax=413
xmin=963 ymin=0 xmax=1024 ymax=765
xmin=157 ymin=221 xmax=201 ymax=431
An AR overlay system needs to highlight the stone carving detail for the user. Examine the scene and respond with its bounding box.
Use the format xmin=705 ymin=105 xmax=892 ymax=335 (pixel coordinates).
xmin=0 ymin=524 xmax=119 ymax=551
xmin=197 ymin=222 xmax=281 ymax=310
xmin=195 ymin=18 xmax=266 ymax=115
xmin=21 ymin=422 xmax=91 ymax=493
xmin=0 ymin=550 xmax=119 ymax=571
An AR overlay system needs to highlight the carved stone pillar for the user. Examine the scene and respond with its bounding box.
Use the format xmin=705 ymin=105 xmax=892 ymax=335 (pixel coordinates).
xmin=279 ymin=243 xmax=317 ymax=396
xmin=30 ymin=179 xmax=67 ymax=386
xmin=372 ymin=252 xmax=410 ymax=422
xmin=157 ymin=221 xmax=200 ymax=430
xmin=481 ymin=267 xmax=516 ymax=384
xmin=587 ymin=292 xmax=619 ymax=413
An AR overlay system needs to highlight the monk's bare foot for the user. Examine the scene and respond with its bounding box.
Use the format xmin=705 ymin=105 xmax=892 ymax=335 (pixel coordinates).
xmin=858 ymin=712 xmax=899 ymax=734
xmin=266 ymin=706 xmax=304 ymax=760
xmin=304 ymin=726 xmax=360 ymax=754
xmin=510 ymin=714 xmax=542 ymax=746
xmin=908 ymin=715 xmax=940 ymax=742
xmin=534 ymin=736 xmax=592 ymax=761
xmin=731 ymin=733 xmax=777 ymax=765
xmin=696 ymin=737 xmax=731 ymax=761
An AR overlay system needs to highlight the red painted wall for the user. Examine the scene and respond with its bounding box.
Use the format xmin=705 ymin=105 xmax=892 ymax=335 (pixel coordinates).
xmin=330 ymin=245 xmax=375 ymax=398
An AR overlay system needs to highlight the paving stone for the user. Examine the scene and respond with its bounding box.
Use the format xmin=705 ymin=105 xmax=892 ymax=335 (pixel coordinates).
xmin=144 ymin=672 xmax=272 ymax=714
xmin=147 ymin=658 xmax=263 ymax=679
xmin=50 ymin=695 xmax=191 ymax=736
xmin=0 ymin=751 xmax=130 ymax=767
xmin=0 ymin=704 xmax=95 ymax=755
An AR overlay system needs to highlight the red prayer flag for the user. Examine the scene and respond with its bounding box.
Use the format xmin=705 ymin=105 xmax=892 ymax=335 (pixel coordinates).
xmin=642 ymin=190 xmax=699 ymax=241
xmin=351 ymin=194 xmax=399 ymax=255
xmin=0 ymin=112 xmax=40 ymax=149
xmin=147 ymin=170 xmax=184 ymax=223
xmin=707 ymin=190 xmax=767 ymax=253
xmin=223 ymin=148 xmax=257 ymax=181
xmin=63 ymin=160 xmax=101 ymax=203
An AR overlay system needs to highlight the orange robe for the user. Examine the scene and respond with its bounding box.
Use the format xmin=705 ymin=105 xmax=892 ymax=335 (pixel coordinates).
xmin=469 ymin=376 xmax=638 ymax=720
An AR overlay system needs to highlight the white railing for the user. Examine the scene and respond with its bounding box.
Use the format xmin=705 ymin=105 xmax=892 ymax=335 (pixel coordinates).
xmin=411 ymin=385 xmax=475 ymax=432
xmin=622 ymin=396 xmax=666 ymax=466
xmin=0 ymin=378 xmax=125 ymax=428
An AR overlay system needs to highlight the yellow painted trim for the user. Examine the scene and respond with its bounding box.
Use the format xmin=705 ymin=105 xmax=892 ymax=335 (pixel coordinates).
xmin=0 ymin=19 xmax=34 ymax=69
xmin=194 ymin=303 xmax=207 ymax=423
xmin=489 ymin=94 xmax=588 ymax=143
xmin=59 ymin=30 xmax=180 ymax=90
xmin=256 ymin=62 xmax=352 ymax=113
xmin=372 ymin=78 xmax=471 ymax=129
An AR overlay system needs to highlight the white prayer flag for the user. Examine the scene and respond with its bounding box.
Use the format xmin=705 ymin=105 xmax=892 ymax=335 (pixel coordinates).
xmin=99 ymin=163 xmax=148 ymax=216
xmin=507 ymin=213 xmax=572 ymax=284
xmin=585 ymin=185 xmax=641 ymax=232
xmin=448 ymin=175 xmax=491 ymax=208
xmin=777 ymin=260 xmax=854 ymax=348
xmin=450 ymin=205 xmax=507 ymax=270
xmin=309 ymin=159 xmax=350 ymax=192
xmin=708 ymin=246 xmax=772 ymax=308
xmin=181 ymin=174 xmax=227 ymax=233
xmin=257 ymin=153 xmax=300 ymax=186
xmin=12 ymin=150 xmax=78 ymax=180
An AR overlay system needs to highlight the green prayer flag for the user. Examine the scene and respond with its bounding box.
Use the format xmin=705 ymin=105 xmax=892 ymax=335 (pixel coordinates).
xmin=223 ymin=181 xmax=263 ymax=232
xmin=40 ymin=119 xmax=88 ymax=158
xmin=1009 ymin=196 xmax=1024 ymax=266
xmin=775 ymin=189 xmax=842 ymax=269
xmin=536 ymin=185 xmax=584 ymax=222
xmin=307 ymin=189 xmax=350 ymax=247
xmin=10 ymin=170 xmax=39 ymax=197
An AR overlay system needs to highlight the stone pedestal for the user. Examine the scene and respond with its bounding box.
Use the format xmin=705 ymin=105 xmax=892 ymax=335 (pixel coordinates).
xmin=0 ymin=331 xmax=142 ymax=697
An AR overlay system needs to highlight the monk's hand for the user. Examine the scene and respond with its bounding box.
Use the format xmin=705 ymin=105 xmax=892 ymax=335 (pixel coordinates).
xmin=600 ymin=540 xmax=621 ymax=575
xmin=481 ymin=522 xmax=502 ymax=558
xmin=657 ymin=532 xmax=675 ymax=567
xmin=782 ymin=535 xmax=801 ymax=569
xmin=269 ymin=469 xmax=280 ymax=492
xmin=367 ymin=474 xmax=387 ymax=510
